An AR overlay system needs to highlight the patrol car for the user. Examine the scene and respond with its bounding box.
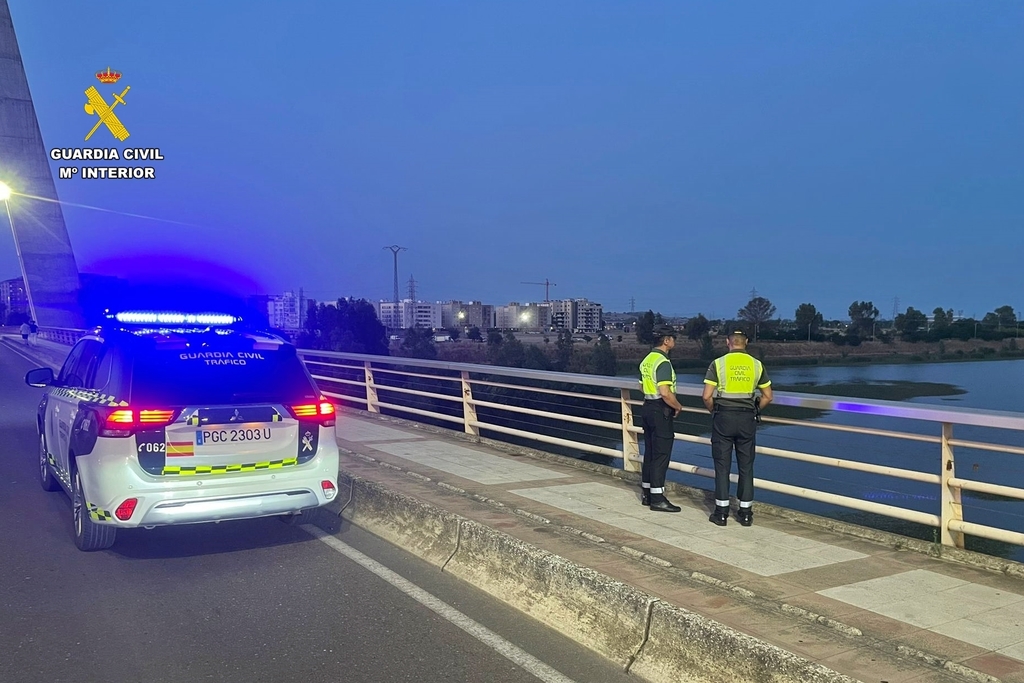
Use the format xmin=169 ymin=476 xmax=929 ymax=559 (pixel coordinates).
xmin=25 ymin=311 xmax=340 ymax=551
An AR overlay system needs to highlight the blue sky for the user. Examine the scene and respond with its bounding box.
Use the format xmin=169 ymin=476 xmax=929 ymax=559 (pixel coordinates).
xmin=3 ymin=1 xmax=1022 ymax=320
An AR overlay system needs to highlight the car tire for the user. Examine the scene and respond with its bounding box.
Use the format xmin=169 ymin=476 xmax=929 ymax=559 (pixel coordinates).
xmin=71 ymin=466 xmax=116 ymax=552
xmin=39 ymin=432 xmax=60 ymax=492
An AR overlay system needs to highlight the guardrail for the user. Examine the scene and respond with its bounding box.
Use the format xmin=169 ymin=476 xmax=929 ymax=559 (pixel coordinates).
xmin=37 ymin=327 xmax=89 ymax=346
xmin=299 ymin=349 xmax=1024 ymax=552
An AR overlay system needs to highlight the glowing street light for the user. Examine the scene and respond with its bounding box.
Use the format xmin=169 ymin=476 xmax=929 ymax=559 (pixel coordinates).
xmin=0 ymin=181 xmax=38 ymax=323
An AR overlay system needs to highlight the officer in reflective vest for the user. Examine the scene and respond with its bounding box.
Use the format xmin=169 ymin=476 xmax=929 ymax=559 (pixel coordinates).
xmin=701 ymin=329 xmax=773 ymax=526
xmin=639 ymin=325 xmax=685 ymax=512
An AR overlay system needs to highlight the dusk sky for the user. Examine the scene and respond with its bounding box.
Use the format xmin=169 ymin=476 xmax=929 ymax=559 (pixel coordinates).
xmin=3 ymin=1 xmax=1022 ymax=320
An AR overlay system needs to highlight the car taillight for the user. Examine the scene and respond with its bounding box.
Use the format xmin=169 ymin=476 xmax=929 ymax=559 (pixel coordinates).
xmin=100 ymin=409 xmax=135 ymax=437
xmin=115 ymin=498 xmax=138 ymax=521
xmin=290 ymin=398 xmax=336 ymax=426
xmin=139 ymin=409 xmax=176 ymax=425
xmin=321 ymin=480 xmax=337 ymax=500
xmin=98 ymin=407 xmax=179 ymax=437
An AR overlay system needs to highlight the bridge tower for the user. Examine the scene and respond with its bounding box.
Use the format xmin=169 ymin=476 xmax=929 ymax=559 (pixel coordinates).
xmin=0 ymin=1 xmax=84 ymax=328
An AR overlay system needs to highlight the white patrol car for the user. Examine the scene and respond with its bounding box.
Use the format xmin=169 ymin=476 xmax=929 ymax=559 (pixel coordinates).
xmin=26 ymin=312 xmax=340 ymax=551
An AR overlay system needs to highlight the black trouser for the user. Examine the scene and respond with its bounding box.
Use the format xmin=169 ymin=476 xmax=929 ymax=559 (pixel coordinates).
xmin=641 ymin=399 xmax=675 ymax=492
xmin=711 ymin=409 xmax=757 ymax=503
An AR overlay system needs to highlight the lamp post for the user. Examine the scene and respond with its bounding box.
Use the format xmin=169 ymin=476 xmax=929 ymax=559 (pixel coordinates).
xmin=0 ymin=182 xmax=40 ymax=325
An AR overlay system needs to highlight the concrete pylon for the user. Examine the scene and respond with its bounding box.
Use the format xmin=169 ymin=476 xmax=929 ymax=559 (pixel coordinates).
xmin=0 ymin=1 xmax=84 ymax=329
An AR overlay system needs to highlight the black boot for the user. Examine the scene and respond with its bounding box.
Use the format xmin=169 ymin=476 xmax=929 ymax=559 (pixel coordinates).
xmin=709 ymin=505 xmax=729 ymax=526
xmin=641 ymin=489 xmax=650 ymax=506
xmin=736 ymin=507 xmax=753 ymax=527
xmin=648 ymin=494 xmax=681 ymax=513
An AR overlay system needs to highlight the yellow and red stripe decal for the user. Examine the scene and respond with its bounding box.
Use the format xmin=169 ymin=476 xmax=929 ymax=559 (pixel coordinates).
xmin=167 ymin=441 xmax=194 ymax=457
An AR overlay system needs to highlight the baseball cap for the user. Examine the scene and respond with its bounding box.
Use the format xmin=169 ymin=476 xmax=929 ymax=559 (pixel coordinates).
xmin=654 ymin=324 xmax=677 ymax=339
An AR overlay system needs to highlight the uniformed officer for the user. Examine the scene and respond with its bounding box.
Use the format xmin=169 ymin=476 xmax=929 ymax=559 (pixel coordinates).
xmin=639 ymin=325 xmax=684 ymax=512
xmin=701 ymin=329 xmax=773 ymax=526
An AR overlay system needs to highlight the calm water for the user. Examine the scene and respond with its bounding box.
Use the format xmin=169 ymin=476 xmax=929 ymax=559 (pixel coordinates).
xmin=667 ymin=359 xmax=1024 ymax=561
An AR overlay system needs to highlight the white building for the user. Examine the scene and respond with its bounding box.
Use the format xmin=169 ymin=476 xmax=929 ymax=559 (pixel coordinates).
xmin=576 ymin=299 xmax=603 ymax=333
xmin=377 ymin=300 xmax=443 ymax=330
xmin=441 ymin=300 xmax=496 ymax=330
xmin=495 ymin=302 xmax=550 ymax=332
xmin=267 ymin=291 xmax=301 ymax=330
xmin=549 ymin=298 xmax=603 ymax=333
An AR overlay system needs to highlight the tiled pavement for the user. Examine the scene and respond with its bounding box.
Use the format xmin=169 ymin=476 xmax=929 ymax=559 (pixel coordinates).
xmin=335 ymin=412 xmax=1024 ymax=683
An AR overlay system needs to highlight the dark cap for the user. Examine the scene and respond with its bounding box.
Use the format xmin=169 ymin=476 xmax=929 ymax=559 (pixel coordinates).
xmin=654 ymin=324 xmax=677 ymax=339
xmin=730 ymin=328 xmax=749 ymax=338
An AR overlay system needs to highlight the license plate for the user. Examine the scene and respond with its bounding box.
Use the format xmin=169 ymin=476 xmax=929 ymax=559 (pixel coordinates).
xmin=196 ymin=425 xmax=275 ymax=446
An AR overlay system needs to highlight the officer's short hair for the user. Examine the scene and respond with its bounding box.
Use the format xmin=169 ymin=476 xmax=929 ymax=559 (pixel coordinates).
xmin=729 ymin=328 xmax=749 ymax=343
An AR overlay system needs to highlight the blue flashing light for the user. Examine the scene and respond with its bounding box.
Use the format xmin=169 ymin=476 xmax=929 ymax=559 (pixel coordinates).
xmin=111 ymin=311 xmax=238 ymax=326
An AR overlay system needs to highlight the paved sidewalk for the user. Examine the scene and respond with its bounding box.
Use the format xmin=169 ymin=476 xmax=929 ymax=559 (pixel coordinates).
xmin=0 ymin=334 xmax=71 ymax=370
xmin=335 ymin=411 xmax=1024 ymax=683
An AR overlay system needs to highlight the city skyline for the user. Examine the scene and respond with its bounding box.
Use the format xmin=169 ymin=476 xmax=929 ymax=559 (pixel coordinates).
xmin=1 ymin=2 xmax=1021 ymax=322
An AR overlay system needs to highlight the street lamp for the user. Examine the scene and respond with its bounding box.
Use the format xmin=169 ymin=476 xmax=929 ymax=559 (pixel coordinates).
xmin=0 ymin=181 xmax=39 ymax=325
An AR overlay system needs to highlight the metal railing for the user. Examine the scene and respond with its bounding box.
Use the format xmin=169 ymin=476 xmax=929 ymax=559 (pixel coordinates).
xmin=37 ymin=327 xmax=89 ymax=346
xmin=300 ymin=349 xmax=1024 ymax=551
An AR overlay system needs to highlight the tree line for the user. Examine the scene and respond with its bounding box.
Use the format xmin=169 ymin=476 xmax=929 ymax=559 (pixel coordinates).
xmin=633 ymin=297 xmax=1021 ymax=347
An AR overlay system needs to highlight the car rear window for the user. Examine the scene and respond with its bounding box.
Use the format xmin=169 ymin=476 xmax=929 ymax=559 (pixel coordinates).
xmin=128 ymin=342 xmax=319 ymax=406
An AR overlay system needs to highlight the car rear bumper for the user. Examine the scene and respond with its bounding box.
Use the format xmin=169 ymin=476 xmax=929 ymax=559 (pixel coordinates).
xmin=139 ymin=489 xmax=322 ymax=526
xmin=75 ymin=432 xmax=340 ymax=528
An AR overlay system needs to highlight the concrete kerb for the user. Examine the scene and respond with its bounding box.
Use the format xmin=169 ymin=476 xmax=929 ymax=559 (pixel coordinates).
xmin=340 ymin=474 xmax=461 ymax=568
xmin=631 ymin=602 xmax=860 ymax=683
xmin=336 ymin=467 xmax=857 ymax=683
xmin=341 ymin=407 xmax=1024 ymax=581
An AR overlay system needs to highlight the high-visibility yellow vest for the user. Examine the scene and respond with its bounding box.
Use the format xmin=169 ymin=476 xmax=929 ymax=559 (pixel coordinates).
xmin=640 ymin=351 xmax=675 ymax=399
xmin=713 ymin=352 xmax=763 ymax=399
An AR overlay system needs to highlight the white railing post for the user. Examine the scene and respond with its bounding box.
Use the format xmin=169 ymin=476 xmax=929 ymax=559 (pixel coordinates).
xmin=364 ymin=361 xmax=379 ymax=413
xmin=621 ymin=388 xmax=640 ymax=472
xmin=940 ymin=422 xmax=964 ymax=548
xmin=461 ymin=371 xmax=479 ymax=437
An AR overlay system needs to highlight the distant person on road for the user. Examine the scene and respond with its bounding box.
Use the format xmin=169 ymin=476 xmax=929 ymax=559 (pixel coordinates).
xmin=28 ymin=320 xmax=37 ymax=345
xmin=702 ymin=329 xmax=773 ymax=527
xmin=19 ymin=321 xmax=30 ymax=343
xmin=638 ymin=325 xmax=684 ymax=512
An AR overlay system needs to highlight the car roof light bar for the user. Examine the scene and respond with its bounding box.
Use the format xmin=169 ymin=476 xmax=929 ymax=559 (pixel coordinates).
xmin=110 ymin=311 xmax=239 ymax=326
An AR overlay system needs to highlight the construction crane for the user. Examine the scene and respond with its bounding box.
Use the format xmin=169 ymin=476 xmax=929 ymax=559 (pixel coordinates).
xmin=521 ymin=279 xmax=557 ymax=303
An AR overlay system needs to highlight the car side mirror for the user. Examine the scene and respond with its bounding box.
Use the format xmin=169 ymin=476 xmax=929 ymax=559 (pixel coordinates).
xmin=26 ymin=367 xmax=54 ymax=387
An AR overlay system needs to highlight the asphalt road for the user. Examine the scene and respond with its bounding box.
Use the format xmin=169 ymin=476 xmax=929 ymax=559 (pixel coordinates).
xmin=0 ymin=343 xmax=633 ymax=683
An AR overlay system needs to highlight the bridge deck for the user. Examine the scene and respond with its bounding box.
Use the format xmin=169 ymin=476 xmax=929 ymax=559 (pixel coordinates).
xmin=9 ymin=334 xmax=1023 ymax=682
xmin=335 ymin=411 xmax=1024 ymax=683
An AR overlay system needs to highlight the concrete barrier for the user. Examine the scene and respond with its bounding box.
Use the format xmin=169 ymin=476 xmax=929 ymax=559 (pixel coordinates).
xmin=631 ymin=601 xmax=857 ymax=683
xmin=341 ymin=475 xmax=461 ymax=568
xmin=337 ymin=469 xmax=858 ymax=683
xmin=444 ymin=519 xmax=652 ymax=668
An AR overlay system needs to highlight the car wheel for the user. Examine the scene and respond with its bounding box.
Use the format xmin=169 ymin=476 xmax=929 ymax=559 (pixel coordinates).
xmin=71 ymin=467 xmax=116 ymax=552
xmin=39 ymin=432 xmax=60 ymax=492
